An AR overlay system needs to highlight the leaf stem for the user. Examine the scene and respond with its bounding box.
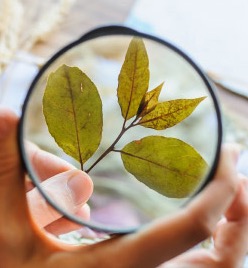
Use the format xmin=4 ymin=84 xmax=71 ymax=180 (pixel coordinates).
xmin=86 ymin=115 xmax=140 ymax=173
xmin=86 ymin=126 xmax=126 ymax=173
xmin=80 ymin=162 xmax=84 ymax=171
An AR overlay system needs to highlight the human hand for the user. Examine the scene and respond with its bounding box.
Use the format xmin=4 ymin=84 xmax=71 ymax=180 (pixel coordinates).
xmin=159 ymin=172 xmax=248 ymax=268
xmin=25 ymin=142 xmax=93 ymax=236
xmin=0 ymin=108 xmax=247 ymax=268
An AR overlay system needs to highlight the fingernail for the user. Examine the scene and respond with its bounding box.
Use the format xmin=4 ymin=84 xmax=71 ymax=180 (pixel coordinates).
xmin=67 ymin=171 xmax=91 ymax=206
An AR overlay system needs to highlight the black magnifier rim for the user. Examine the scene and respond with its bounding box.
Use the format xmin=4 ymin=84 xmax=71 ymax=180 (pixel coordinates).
xmin=18 ymin=25 xmax=222 ymax=235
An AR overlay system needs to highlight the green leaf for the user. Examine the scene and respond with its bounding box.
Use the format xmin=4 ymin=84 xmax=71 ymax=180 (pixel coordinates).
xmin=120 ymin=136 xmax=208 ymax=198
xmin=138 ymin=97 xmax=206 ymax=130
xmin=117 ymin=37 xmax=150 ymax=120
xmin=137 ymin=82 xmax=164 ymax=117
xmin=43 ymin=64 xmax=103 ymax=168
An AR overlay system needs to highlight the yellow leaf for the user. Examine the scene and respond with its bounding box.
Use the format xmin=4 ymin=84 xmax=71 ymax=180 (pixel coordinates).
xmin=117 ymin=37 xmax=150 ymax=121
xmin=43 ymin=65 xmax=103 ymax=169
xmin=139 ymin=97 xmax=206 ymax=130
xmin=120 ymin=136 xmax=208 ymax=198
xmin=137 ymin=82 xmax=164 ymax=117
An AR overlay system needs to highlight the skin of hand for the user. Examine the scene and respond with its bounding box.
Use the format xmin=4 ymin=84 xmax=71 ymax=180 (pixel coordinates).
xmin=0 ymin=108 xmax=248 ymax=268
xmin=25 ymin=142 xmax=93 ymax=235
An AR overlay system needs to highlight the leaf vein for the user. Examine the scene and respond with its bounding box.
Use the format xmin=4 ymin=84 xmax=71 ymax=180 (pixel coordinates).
xmin=120 ymin=150 xmax=198 ymax=179
xmin=64 ymin=69 xmax=84 ymax=169
xmin=124 ymin=49 xmax=138 ymax=122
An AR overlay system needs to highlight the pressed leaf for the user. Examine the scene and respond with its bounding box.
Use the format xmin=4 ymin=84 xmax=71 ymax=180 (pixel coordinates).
xmin=117 ymin=37 xmax=150 ymax=120
xmin=43 ymin=64 xmax=103 ymax=168
xmin=120 ymin=136 xmax=208 ymax=198
xmin=137 ymin=82 xmax=164 ymax=117
xmin=138 ymin=97 xmax=206 ymax=130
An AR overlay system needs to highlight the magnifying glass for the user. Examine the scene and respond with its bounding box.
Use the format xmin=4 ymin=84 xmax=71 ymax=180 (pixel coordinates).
xmin=19 ymin=25 xmax=222 ymax=241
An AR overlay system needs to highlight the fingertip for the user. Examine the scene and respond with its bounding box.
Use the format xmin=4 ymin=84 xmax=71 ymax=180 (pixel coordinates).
xmin=224 ymin=174 xmax=248 ymax=222
xmin=67 ymin=170 xmax=93 ymax=206
xmin=76 ymin=204 xmax=91 ymax=221
xmin=215 ymin=143 xmax=241 ymax=193
xmin=43 ymin=204 xmax=91 ymax=236
xmin=27 ymin=169 xmax=94 ymax=228
xmin=239 ymin=175 xmax=248 ymax=206
xmin=238 ymin=173 xmax=248 ymax=183
xmin=222 ymin=143 xmax=241 ymax=164
xmin=0 ymin=107 xmax=18 ymax=119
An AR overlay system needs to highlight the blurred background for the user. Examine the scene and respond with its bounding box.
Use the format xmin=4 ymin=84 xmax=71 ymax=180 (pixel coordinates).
xmin=129 ymin=0 xmax=248 ymax=89
xmin=0 ymin=0 xmax=247 ymax=255
xmin=1 ymin=0 xmax=247 ymax=167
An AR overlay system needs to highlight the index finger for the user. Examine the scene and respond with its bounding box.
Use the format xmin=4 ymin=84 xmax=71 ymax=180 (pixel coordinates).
xmin=25 ymin=141 xmax=75 ymax=181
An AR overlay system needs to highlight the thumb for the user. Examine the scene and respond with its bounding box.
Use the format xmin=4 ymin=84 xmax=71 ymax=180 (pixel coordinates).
xmin=27 ymin=169 xmax=93 ymax=228
xmin=0 ymin=108 xmax=35 ymax=251
xmin=0 ymin=109 xmax=28 ymax=223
